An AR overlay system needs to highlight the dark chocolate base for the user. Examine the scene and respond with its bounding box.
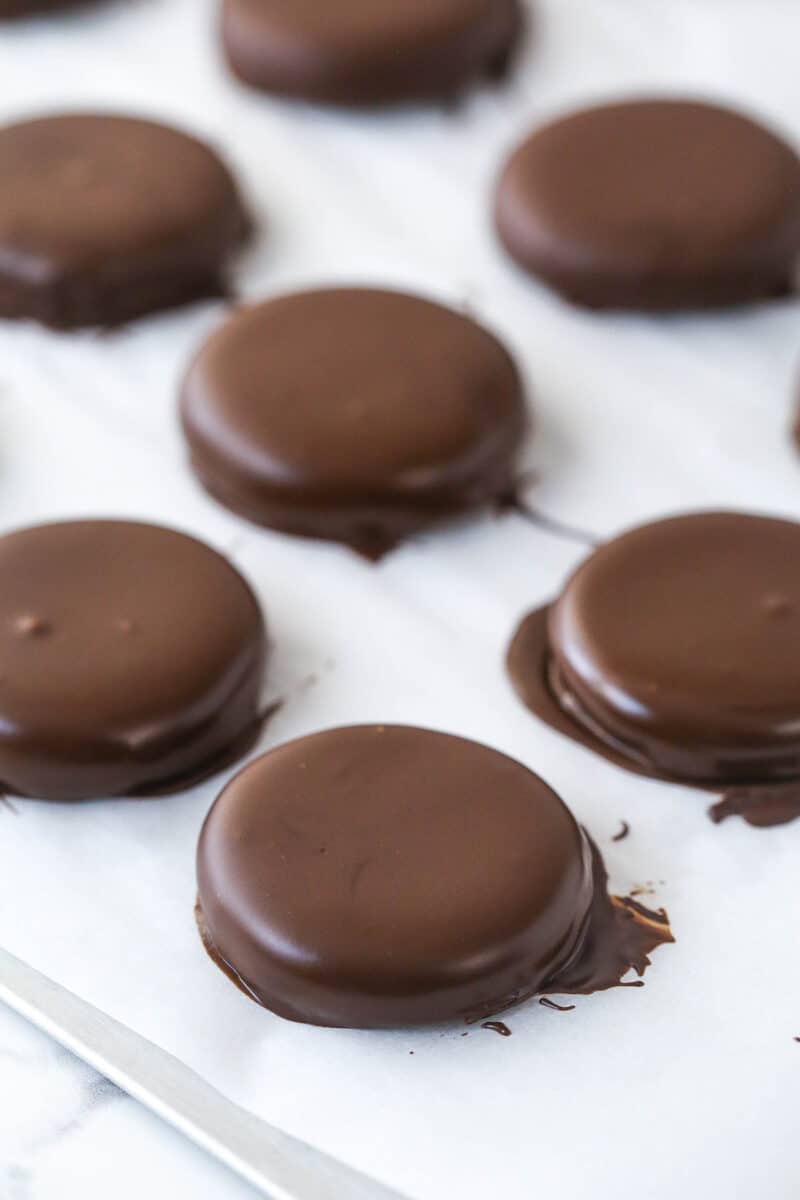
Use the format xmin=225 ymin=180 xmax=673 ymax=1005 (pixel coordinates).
xmin=0 ymin=0 xmax=100 ymax=17
xmin=188 ymin=454 xmax=519 ymax=561
xmin=196 ymin=834 xmax=672 ymax=1029
xmin=221 ymin=0 xmax=524 ymax=109
xmin=0 ymin=209 xmax=250 ymax=331
xmin=499 ymin=255 xmax=797 ymax=314
xmin=0 ymin=672 xmax=271 ymax=804
xmin=507 ymin=605 xmax=800 ymax=827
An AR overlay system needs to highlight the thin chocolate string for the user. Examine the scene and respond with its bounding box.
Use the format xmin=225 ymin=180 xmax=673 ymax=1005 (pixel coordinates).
xmin=498 ymin=471 xmax=599 ymax=548
xmin=509 ymin=497 xmax=599 ymax=548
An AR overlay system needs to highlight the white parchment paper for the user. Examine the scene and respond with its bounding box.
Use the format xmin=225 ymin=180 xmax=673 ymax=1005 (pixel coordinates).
xmin=0 ymin=2 xmax=799 ymax=1196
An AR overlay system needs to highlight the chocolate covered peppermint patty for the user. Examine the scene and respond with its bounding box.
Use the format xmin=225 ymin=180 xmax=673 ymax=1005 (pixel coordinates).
xmin=197 ymin=725 xmax=671 ymax=1028
xmin=495 ymin=99 xmax=800 ymax=310
xmin=508 ymin=512 xmax=800 ymax=824
xmin=221 ymin=0 xmax=523 ymax=106
xmin=180 ymin=288 xmax=528 ymax=558
xmin=0 ymin=520 xmax=267 ymax=800
xmin=0 ymin=113 xmax=249 ymax=328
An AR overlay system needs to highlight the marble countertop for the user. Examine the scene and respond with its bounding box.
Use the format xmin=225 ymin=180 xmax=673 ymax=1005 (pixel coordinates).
xmin=0 ymin=1004 xmax=255 ymax=1200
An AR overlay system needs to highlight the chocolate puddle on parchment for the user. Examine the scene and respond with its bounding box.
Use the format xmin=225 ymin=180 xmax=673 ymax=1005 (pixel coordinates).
xmin=195 ymin=834 xmax=673 ymax=1027
xmin=709 ymin=785 xmax=800 ymax=828
xmin=508 ymin=604 xmax=800 ymax=829
xmin=542 ymin=838 xmax=673 ymax=998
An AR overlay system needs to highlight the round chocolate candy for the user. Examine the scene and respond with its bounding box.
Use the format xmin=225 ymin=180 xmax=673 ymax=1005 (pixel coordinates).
xmin=511 ymin=512 xmax=800 ymax=785
xmin=180 ymin=288 xmax=528 ymax=557
xmin=0 ymin=520 xmax=267 ymax=800
xmin=0 ymin=114 xmax=250 ymax=329
xmin=196 ymin=725 xmax=599 ymax=1027
xmin=221 ymin=0 xmax=522 ymax=107
xmin=495 ymin=99 xmax=800 ymax=310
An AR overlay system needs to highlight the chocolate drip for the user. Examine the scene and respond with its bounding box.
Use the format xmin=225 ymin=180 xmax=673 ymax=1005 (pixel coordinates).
xmin=539 ymin=998 xmax=575 ymax=1012
xmin=612 ymin=821 xmax=630 ymax=842
xmin=507 ymin=604 xmax=650 ymax=773
xmin=481 ymin=1022 xmax=512 ymax=1037
xmin=709 ymin=785 xmax=800 ymax=829
xmin=541 ymin=839 xmax=673 ymax=997
xmin=498 ymin=489 xmax=598 ymax=548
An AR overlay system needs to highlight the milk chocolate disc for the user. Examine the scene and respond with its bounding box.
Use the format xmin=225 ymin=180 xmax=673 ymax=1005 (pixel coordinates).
xmin=197 ymin=725 xmax=672 ymax=1028
xmin=495 ymin=99 xmax=800 ymax=310
xmin=510 ymin=512 xmax=800 ymax=786
xmin=221 ymin=0 xmax=523 ymax=107
xmin=0 ymin=114 xmax=250 ymax=329
xmin=180 ymin=288 xmax=528 ymax=557
xmin=0 ymin=521 xmax=267 ymax=800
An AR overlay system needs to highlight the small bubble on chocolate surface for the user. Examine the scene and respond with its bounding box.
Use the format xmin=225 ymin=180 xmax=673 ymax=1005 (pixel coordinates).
xmin=12 ymin=614 xmax=50 ymax=637
xmin=762 ymin=593 xmax=792 ymax=617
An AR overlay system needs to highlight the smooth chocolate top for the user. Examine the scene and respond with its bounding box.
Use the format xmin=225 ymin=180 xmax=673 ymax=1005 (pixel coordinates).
xmin=0 ymin=521 xmax=266 ymax=800
xmin=221 ymin=0 xmax=522 ymax=106
xmin=197 ymin=725 xmax=594 ymax=1028
xmin=0 ymin=114 xmax=249 ymax=328
xmin=495 ymin=98 xmax=800 ymax=310
xmin=181 ymin=288 xmax=528 ymax=557
xmin=549 ymin=512 xmax=800 ymax=783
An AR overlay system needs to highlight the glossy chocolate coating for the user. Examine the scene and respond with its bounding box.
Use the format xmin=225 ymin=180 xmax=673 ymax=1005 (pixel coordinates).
xmin=546 ymin=512 xmax=800 ymax=784
xmin=197 ymin=725 xmax=598 ymax=1028
xmin=197 ymin=726 xmax=673 ymax=1025
xmin=180 ymin=288 xmax=528 ymax=557
xmin=221 ymin=0 xmax=522 ymax=107
xmin=495 ymin=99 xmax=800 ymax=310
xmin=0 ymin=521 xmax=267 ymax=801
xmin=0 ymin=114 xmax=249 ymax=329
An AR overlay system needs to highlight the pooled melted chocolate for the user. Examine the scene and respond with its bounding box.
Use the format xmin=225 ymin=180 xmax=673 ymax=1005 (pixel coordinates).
xmin=508 ymin=605 xmax=800 ymax=829
xmin=537 ymin=838 xmax=672 ymax=998
xmin=508 ymin=513 xmax=800 ymax=828
xmin=709 ymin=785 xmax=800 ymax=829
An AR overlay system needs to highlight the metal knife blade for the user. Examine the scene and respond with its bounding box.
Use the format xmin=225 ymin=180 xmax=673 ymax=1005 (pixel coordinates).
xmin=0 ymin=945 xmax=410 ymax=1200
